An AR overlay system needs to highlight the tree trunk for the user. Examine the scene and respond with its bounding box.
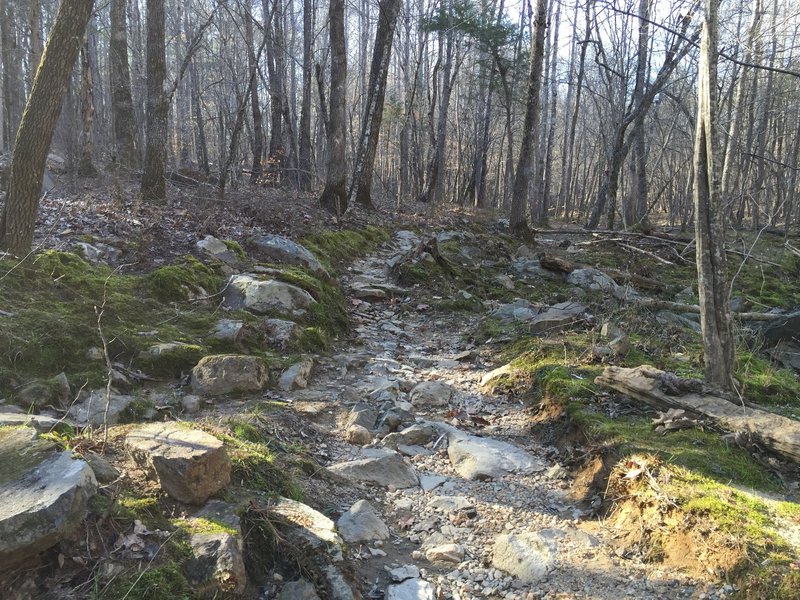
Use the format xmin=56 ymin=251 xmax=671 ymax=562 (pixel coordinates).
xmin=319 ymin=0 xmax=347 ymax=214
xmin=140 ymin=0 xmax=168 ymax=202
xmin=694 ymin=0 xmax=735 ymax=391
xmin=77 ymin=33 xmax=97 ymax=177
xmin=0 ymin=0 xmax=95 ymax=255
xmin=245 ymin=12 xmax=263 ymax=184
xmin=297 ymin=0 xmax=313 ymax=190
xmin=110 ymin=0 xmax=139 ymax=170
xmin=349 ymin=0 xmax=402 ymax=209
xmin=509 ymin=0 xmax=547 ymax=236
xmin=626 ymin=0 xmax=650 ymax=227
xmin=27 ymin=0 xmax=43 ymax=92
xmin=1 ymin=0 xmax=23 ymax=152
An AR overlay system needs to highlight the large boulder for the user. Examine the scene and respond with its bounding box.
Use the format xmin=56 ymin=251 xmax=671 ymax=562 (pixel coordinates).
xmin=447 ymin=433 xmax=544 ymax=480
xmin=269 ymin=496 xmax=344 ymax=555
xmin=492 ymin=531 xmax=556 ymax=583
xmin=336 ymin=500 xmax=390 ymax=543
xmin=327 ymin=449 xmax=419 ymax=488
xmin=224 ymin=274 xmax=315 ymax=315
xmin=125 ymin=424 xmax=231 ymax=504
xmin=246 ymin=234 xmax=327 ymax=275
xmin=191 ymin=354 xmax=270 ymax=396
xmin=0 ymin=427 xmax=97 ymax=565
xmin=259 ymin=318 xmax=300 ymax=349
xmin=68 ymin=390 xmax=136 ymax=426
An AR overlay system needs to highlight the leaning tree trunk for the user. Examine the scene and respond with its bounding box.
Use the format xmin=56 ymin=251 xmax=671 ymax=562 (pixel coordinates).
xmin=0 ymin=0 xmax=95 ymax=255
xmin=349 ymin=0 xmax=402 ymax=209
xmin=140 ymin=0 xmax=168 ymax=202
xmin=319 ymin=0 xmax=347 ymax=214
xmin=110 ymin=0 xmax=139 ymax=170
xmin=694 ymin=0 xmax=735 ymax=392
xmin=509 ymin=0 xmax=547 ymax=236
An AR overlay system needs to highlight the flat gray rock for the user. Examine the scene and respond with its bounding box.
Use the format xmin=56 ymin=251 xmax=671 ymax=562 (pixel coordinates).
xmin=0 ymin=427 xmax=97 ymax=565
xmin=565 ymin=268 xmax=618 ymax=292
xmin=327 ymin=449 xmax=419 ymax=488
xmin=68 ymin=390 xmax=135 ymax=426
xmin=382 ymin=424 xmax=437 ymax=449
xmin=278 ymin=357 xmax=314 ymax=391
xmin=447 ymin=433 xmax=545 ymax=480
xmin=0 ymin=412 xmax=64 ymax=433
xmin=224 ymin=274 xmax=315 ymax=314
xmin=277 ymin=579 xmax=321 ymax=600
xmin=196 ymin=235 xmax=242 ymax=266
xmin=125 ymin=424 xmax=231 ymax=504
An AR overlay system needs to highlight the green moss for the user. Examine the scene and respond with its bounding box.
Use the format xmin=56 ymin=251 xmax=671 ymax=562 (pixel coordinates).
xmin=736 ymin=352 xmax=800 ymax=416
xmin=119 ymin=398 xmax=156 ymax=423
xmin=105 ymin=561 xmax=190 ymax=600
xmin=295 ymin=327 xmax=329 ymax=352
xmin=136 ymin=343 xmax=206 ymax=378
xmin=175 ymin=516 xmax=238 ymax=537
xmin=302 ymin=226 xmax=390 ymax=272
xmin=146 ymin=256 xmax=223 ymax=302
xmin=223 ymin=239 xmax=246 ymax=260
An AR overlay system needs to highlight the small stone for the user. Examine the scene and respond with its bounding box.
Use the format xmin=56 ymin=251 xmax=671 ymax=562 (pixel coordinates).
xmin=345 ymin=424 xmax=372 ymax=446
xmin=276 ymin=579 xmax=321 ymax=600
xmin=410 ymin=381 xmax=455 ymax=407
xmin=185 ymin=532 xmax=247 ymax=594
xmin=182 ymin=395 xmax=201 ymax=414
xmin=336 ymin=500 xmax=390 ymax=543
xmin=425 ymin=543 xmax=465 ymax=564
xmin=278 ymin=357 xmax=314 ymax=391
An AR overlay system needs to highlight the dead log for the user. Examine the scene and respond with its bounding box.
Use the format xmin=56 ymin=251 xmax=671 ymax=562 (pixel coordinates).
xmin=632 ymin=298 xmax=785 ymax=321
xmin=537 ymin=252 xmax=575 ymax=273
xmin=603 ymin=268 xmax=666 ymax=292
xmin=595 ymin=365 xmax=800 ymax=463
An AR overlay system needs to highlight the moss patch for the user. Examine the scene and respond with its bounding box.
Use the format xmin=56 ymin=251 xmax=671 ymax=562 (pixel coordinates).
xmin=302 ymin=225 xmax=389 ymax=272
xmin=146 ymin=256 xmax=223 ymax=302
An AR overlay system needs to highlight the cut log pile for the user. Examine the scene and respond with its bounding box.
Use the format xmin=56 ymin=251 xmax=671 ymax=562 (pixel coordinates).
xmin=595 ymin=365 xmax=800 ymax=464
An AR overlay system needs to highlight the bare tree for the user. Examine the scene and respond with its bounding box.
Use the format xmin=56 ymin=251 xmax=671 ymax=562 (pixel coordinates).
xmin=110 ymin=0 xmax=139 ymax=170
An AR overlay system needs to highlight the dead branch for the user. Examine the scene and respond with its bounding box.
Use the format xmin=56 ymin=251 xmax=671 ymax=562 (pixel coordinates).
xmin=633 ymin=298 xmax=784 ymax=321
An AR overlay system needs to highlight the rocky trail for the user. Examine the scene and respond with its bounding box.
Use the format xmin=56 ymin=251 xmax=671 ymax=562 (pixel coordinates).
xmin=3 ymin=225 xmax=798 ymax=600
xmin=251 ymin=230 xmax=724 ymax=600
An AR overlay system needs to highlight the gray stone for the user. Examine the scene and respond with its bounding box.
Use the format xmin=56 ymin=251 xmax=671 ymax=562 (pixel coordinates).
xmin=427 ymin=495 xmax=473 ymax=513
xmin=196 ymin=235 xmax=242 ymax=266
xmin=322 ymin=564 xmax=356 ymax=600
xmin=211 ymin=319 xmax=245 ymax=342
xmin=224 ymin=274 xmax=315 ymax=315
xmin=491 ymin=298 xmax=540 ymax=323
xmin=447 ymin=433 xmax=545 ymax=480
xmin=182 ymin=395 xmax=201 ymax=414
xmin=410 ymin=381 xmax=454 ymax=408
xmin=278 ymin=357 xmax=314 ymax=391
xmin=566 ymin=268 xmax=619 ymax=293
xmin=277 ymin=579 xmax=321 ymax=600
xmin=600 ymin=322 xmax=624 ymax=340
xmin=425 ymin=543 xmax=464 ymax=564
xmin=14 ymin=373 xmax=70 ymax=409
xmin=419 ymin=474 xmax=447 ymax=492
xmin=345 ymin=424 xmax=373 ymax=445
xmin=480 ymin=363 xmax=514 ymax=388
xmin=527 ymin=301 xmax=588 ymax=334
xmin=327 ymin=449 xmax=419 ymax=488
xmin=387 ymin=564 xmax=421 ymax=583
xmin=125 ymin=424 xmax=231 ymax=504
xmin=376 ymin=406 xmax=416 ymax=433
xmin=761 ymin=310 xmax=800 ymax=344
xmin=270 ymin=496 xmax=343 ymax=551
xmin=0 ymin=427 xmax=97 ymax=565
xmin=346 ymin=404 xmax=378 ymax=430
xmin=186 ymin=532 xmax=247 ymax=594
xmin=492 ymin=531 xmax=556 ymax=583
xmin=495 ymin=274 xmax=516 ymax=290
xmin=511 ymin=259 xmax=564 ymax=281
xmin=382 ymin=424 xmax=437 ymax=449
xmin=68 ymin=390 xmax=135 ymax=426
xmin=191 ymin=354 xmax=270 ymax=396
xmin=0 ymin=412 xmax=63 ymax=433
xmin=84 ymin=452 xmax=120 ymax=484
xmin=260 ymin=317 xmax=300 ymax=349
xmin=193 ymin=500 xmax=242 ymax=534
xmin=336 ymin=500 xmax=390 ymax=543
xmin=386 ymin=579 xmax=436 ymax=600
xmin=656 ymin=310 xmax=702 ymax=333
xmin=246 ymin=234 xmax=326 ymax=275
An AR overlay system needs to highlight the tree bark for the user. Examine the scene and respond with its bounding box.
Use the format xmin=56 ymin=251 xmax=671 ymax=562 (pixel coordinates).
xmin=110 ymin=0 xmax=139 ymax=170
xmin=1 ymin=0 xmax=23 ymax=152
xmin=77 ymin=33 xmax=97 ymax=177
xmin=349 ymin=0 xmax=402 ymax=209
xmin=245 ymin=11 xmax=264 ymax=184
xmin=0 ymin=0 xmax=95 ymax=255
xmin=694 ymin=0 xmax=735 ymax=391
xmin=140 ymin=0 xmax=168 ymax=202
xmin=297 ymin=0 xmax=313 ymax=190
xmin=509 ymin=0 xmax=547 ymax=236
xmin=319 ymin=0 xmax=347 ymax=214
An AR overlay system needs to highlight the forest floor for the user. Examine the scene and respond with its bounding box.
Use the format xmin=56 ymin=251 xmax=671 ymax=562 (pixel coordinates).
xmin=1 ymin=177 xmax=800 ymax=600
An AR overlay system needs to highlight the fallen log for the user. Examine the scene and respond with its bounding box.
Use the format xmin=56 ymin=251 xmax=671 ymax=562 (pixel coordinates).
xmin=632 ymin=298 xmax=785 ymax=321
xmin=595 ymin=365 xmax=800 ymax=463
